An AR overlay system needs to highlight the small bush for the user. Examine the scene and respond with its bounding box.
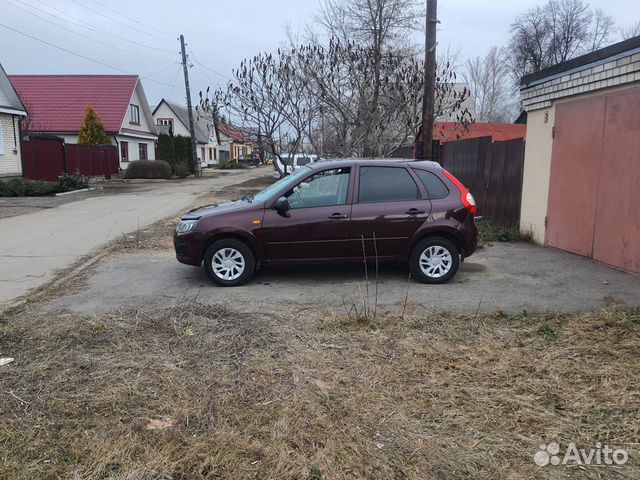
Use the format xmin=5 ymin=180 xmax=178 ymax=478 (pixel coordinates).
xmin=125 ymin=160 xmax=172 ymax=179
xmin=0 ymin=178 xmax=58 ymax=197
xmin=173 ymin=162 xmax=191 ymax=178
xmin=218 ymin=160 xmax=245 ymax=170
xmin=57 ymin=174 xmax=88 ymax=193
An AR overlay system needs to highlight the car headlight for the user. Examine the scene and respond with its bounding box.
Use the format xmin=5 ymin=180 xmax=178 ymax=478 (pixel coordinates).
xmin=175 ymin=219 xmax=199 ymax=235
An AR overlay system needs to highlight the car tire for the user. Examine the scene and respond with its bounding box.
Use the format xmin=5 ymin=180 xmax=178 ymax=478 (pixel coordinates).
xmin=203 ymin=239 xmax=255 ymax=287
xmin=410 ymin=237 xmax=460 ymax=284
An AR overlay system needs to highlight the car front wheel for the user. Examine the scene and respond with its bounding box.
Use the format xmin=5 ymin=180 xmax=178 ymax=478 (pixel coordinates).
xmin=410 ymin=237 xmax=460 ymax=284
xmin=204 ymin=239 xmax=255 ymax=286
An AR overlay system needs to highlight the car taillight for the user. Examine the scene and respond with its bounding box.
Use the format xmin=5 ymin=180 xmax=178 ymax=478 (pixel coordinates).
xmin=443 ymin=169 xmax=477 ymax=216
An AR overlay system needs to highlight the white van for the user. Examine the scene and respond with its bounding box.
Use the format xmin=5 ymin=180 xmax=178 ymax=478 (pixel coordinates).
xmin=273 ymin=153 xmax=318 ymax=179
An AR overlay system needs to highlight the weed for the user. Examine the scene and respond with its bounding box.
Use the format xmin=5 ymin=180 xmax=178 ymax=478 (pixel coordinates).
xmin=537 ymin=323 xmax=558 ymax=339
xmin=477 ymin=218 xmax=533 ymax=243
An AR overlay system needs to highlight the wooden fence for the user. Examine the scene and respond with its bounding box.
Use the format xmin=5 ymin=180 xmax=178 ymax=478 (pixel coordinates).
xmin=21 ymin=136 xmax=119 ymax=182
xmin=439 ymin=136 xmax=525 ymax=227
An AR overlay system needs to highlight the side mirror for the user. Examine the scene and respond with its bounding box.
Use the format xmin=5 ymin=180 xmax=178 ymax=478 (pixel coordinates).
xmin=272 ymin=196 xmax=290 ymax=212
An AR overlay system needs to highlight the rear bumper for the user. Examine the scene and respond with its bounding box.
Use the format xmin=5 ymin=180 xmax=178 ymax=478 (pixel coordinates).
xmin=173 ymin=232 xmax=204 ymax=267
xmin=461 ymin=214 xmax=479 ymax=258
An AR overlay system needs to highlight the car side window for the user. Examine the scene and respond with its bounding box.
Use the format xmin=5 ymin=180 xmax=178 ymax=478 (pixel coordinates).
xmin=414 ymin=169 xmax=449 ymax=199
xmin=286 ymin=168 xmax=351 ymax=209
xmin=358 ymin=166 xmax=419 ymax=203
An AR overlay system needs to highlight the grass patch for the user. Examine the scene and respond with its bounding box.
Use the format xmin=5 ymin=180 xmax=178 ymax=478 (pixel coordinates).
xmin=1 ymin=303 xmax=638 ymax=479
xmin=477 ymin=218 xmax=533 ymax=243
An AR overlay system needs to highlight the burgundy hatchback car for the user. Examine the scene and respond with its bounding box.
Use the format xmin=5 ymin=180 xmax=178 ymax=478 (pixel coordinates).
xmin=174 ymin=159 xmax=478 ymax=286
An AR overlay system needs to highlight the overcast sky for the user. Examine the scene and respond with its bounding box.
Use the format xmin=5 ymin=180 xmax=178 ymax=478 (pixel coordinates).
xmin=1 ymin=0 xmax=638 ymax=106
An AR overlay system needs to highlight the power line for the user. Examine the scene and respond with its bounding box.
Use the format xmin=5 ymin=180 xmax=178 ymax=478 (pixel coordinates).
xmin=158 ymin=62 xmax=182 ymax=103
xmin=189 ymin=52 xmax=232 ymax=81
xmin=144 ymin=61 xmax=181 ymax=79
xmin=0 ymin=22 xmax=179 ymax=88
xmin=87 ymin=0 xmax=175 ymax=40
xmin=71 ymin=0 xmax=174 ymax=43
xmin=1 ymin=0 xmax=173 ymax=62
xmin=28 ymin=0 xmax=176 ymax=54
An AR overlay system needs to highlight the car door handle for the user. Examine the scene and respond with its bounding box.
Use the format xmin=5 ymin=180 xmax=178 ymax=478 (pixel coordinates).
xmin=406 ymin=208 xmax=425 ymax=215
xmin=328 ymin=213 xmax=349 ymax=219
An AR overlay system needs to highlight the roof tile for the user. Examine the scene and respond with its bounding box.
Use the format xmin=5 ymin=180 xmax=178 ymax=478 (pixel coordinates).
xmin=8 ymin=75 xmax=138 ymax=133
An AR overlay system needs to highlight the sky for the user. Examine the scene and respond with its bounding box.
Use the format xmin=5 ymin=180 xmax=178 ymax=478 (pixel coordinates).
xmin=0 ymin=0 xmax=638 ymax=107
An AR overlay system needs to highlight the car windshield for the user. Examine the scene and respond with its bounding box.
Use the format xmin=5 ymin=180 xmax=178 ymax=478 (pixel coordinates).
xmin=251 ymin=167 xmax=311 ymax=203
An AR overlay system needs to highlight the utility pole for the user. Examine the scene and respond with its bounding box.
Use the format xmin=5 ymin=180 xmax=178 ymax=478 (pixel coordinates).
xmin=419 ymin=0 xmax=438 ymax=160
xmin=320 ymin=106 xmax=325 ymax=158
xmin=180 ymin=34 xmax=200 ymax=177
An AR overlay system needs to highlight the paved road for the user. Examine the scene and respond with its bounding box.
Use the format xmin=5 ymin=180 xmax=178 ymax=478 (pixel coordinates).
xmin=46 ymin=242 xmax=640 ymax=315
xmin=0 ymin=168 xmax=267 ymax=305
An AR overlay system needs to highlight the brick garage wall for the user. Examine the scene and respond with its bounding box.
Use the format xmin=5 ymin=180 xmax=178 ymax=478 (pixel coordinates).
xmin=0 ymin=113 xmax=22 ymax=177
xmin=522 ymin=50 xmax=640 ymax=111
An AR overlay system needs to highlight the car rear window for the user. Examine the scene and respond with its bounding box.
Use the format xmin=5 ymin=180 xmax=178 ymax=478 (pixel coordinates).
xmin=414 ymin=169 xmax=449 ymax=199
xmin=358 ymin=166 xmax=419 ymax=203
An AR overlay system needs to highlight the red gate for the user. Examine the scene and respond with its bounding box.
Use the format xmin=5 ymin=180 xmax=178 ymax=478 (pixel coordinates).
xmin=21 ymin=137 xmax=119 ymax=181
xmin=21 ymin=136 xmax=65 ymax=181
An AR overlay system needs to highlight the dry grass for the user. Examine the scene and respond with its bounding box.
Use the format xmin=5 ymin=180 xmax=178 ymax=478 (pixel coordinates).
xmin=1 ymin=302 xmax=638 ymax=479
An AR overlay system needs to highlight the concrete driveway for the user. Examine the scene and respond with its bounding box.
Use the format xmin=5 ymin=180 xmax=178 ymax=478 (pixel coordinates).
xmin=0 ymin=168 xmax=268 ymax=305
xmin=46 ymin=241 xmax=640 ymax=315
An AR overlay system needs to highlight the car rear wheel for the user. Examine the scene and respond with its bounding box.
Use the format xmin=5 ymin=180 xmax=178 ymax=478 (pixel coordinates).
xmin=410 ymin=237 xmax=460 ymax=284
xmin=204 ymin=239 xmax=255 ymax=286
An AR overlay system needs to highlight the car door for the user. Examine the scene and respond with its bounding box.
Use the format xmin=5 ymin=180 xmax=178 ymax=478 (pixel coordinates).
xmin=261 ymin=167 xmax=354 ymax=262
xmin=350 ymin=165 xmax=430 ymax=259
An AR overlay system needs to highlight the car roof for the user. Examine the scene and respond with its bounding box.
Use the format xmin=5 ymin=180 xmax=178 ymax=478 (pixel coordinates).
xmin=309 ymin=158 xmax=442 ymax=171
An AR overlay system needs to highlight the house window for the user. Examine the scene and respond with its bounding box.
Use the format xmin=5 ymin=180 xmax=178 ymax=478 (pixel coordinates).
xmin=138 ymin=143 xmax=147 ymax=160
xmin=157 ymin=118 xmax=173 ymax=128
xmin=214 ymin=148 xmax=217 ymax=160
xmin=130 ymin=104 xmax=140 ymax=125
xmin=120 ymin=141 xmax=128 ymax=162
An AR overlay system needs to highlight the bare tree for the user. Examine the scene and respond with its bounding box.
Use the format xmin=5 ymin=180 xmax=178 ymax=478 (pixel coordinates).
xmin=508 ymin=0 xmax=615 ymax=82
xmin=198 ymin=49 xmax=318 ymax=176
xmin=198 ymin=0 xmax=473 ymax=166
xmin=590 ymin=8 xmax=614 ymax=51
xmin=620 ymin=21 xmax=640 ymax=40
xmin=312 ymin=0 xmax=422 ymax=52
xmin=463 ymin=47 xmax=519 ymax=123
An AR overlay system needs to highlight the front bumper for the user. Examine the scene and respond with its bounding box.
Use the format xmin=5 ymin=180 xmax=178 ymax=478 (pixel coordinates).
xmin=173 ymin=231 xmax=204 ymax=267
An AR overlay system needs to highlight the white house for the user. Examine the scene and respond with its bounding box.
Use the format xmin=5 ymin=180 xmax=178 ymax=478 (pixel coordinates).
xmin=9 ymin=74 xmax=157 ymax=167
xmin=152 ymin=99 xmax=220 ymax=167
xmin=0 ymin=63 xmax=27 ymax=179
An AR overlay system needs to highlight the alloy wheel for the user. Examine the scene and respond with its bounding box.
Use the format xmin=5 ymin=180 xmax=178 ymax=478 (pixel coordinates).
xmin=212 ymin=248 xmax=245 ymax=281
xmin=419 ymin=245 xmax=453 ymax=279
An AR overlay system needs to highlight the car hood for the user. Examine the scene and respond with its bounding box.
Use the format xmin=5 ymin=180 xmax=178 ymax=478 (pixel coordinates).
xmin=182 ymin=200 xmax=250 ymax=219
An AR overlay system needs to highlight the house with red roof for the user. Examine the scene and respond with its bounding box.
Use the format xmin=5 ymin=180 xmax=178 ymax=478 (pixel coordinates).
xmin=9 ymin=74 xmax=157 ymax=167
xmin=216 ymin=123 xmax=255 ymax=163
xmin=0 ymin=63 xmax=27 ymax=179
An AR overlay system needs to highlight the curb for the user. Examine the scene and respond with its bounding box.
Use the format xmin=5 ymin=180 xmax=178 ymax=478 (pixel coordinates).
xmin=54 ymin=187 xmax=98 ymax=197
xmin=0 ymin=251 xmax=109 ymax=312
